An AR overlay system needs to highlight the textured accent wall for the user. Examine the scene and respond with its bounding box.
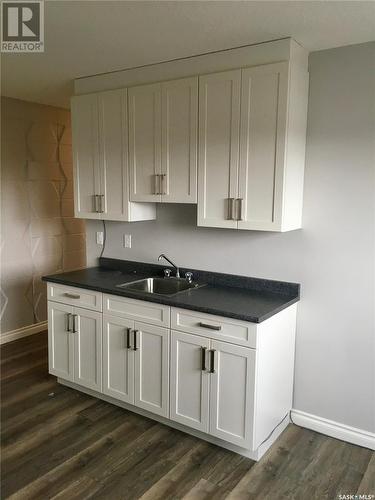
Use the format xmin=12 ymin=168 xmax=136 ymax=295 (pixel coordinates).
xmin=0 ymin=97 xmax=86 ymax=334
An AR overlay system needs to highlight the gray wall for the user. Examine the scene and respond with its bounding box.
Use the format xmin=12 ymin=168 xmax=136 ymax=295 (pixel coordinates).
xmin=86 ymin=42 xmax=375 ymax=433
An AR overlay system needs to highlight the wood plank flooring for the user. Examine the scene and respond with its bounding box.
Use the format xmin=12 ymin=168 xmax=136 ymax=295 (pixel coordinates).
xmin=1 ymin=332 xmax=374 ymax=499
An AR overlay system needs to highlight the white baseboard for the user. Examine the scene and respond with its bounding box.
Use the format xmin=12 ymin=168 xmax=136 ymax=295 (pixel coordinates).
xmin=291 ymin=409 xmax=375 ymax=451
xmin=0 ymin=321 xmax=48 ymax=345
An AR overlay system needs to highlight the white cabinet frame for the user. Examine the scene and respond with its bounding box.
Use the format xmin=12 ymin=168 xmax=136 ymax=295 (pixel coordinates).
xmin=197 ymin=69 xmax=241 ymax=228
xmin=170 ymin=330 xmax=210 ymax=432
xmin=48 ymin=301 xmax=102 ymax=391
xmin=72 ymin=90 xmax=156 ymax=222
xmin=129 ymin=77 xmax=198 ymax=204
xmin=48 ymin=288 xmax=297 ymax=460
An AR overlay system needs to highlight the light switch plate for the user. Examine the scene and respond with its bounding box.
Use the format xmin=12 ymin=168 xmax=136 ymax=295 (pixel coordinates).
xmin=96 ymin=231 xmax=104 ymax=245
xmin=123 ymin=234 xmax=132 ymax=248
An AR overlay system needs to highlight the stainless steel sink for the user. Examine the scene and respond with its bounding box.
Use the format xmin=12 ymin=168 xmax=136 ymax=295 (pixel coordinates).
xmin=116 ymin=277 xmax=204 ymax=296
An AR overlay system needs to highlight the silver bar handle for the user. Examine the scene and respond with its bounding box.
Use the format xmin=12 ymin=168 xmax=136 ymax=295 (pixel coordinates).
xmin=236 ymin=198 xmax=243 ymax=221
xmin=201 ymin=346 xmax=207 ymax=371
xmin=66 ymin=313 xmax=72 ymax=332
xmin=133 ymin=330 xmax=138 ymax=351
xmin=72 ymin=314 xmax=78 ymax=334
xmin=93 ymin=194 xmax=98 ymax=213
xmin=209 ymin=349 xmax=216 ymax=374
xmin=227 ymin=198 xmax=236 ymax=220
xmin=126 ymin=328 xmax=132 ymax=349
xmin=160 ymin=174 xmax=166 ymax=195
xmin=154 ymin=174 xmax=160 ymax=195
xmin=99 ymin=194 xmax=105 ymax=213
xmin=198 ymin=322 xmax=222 ymax=331
xmin=63 ymin=292 xmax=81 ymax=299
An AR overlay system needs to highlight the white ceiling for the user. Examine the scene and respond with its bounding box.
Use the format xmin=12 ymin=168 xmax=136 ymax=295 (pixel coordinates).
xmin=2 ymin=1 xmax=375 ymax=109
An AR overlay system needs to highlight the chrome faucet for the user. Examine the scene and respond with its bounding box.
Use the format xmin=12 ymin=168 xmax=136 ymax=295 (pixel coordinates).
xmin=158 ymin=254 xmax=180 ymax=278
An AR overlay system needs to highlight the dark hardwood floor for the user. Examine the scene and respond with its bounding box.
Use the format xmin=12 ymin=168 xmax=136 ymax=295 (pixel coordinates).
xmin=1 ymin=332 xmax=374 ymax=499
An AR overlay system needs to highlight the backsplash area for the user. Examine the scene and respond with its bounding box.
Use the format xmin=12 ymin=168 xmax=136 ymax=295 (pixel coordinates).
xmin=0 ymin=97 xmax=86 ymax=334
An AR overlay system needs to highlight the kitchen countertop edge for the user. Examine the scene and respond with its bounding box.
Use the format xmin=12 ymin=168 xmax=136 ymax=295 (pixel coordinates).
xmin=42 ymin=271 xmax=300 ymax=324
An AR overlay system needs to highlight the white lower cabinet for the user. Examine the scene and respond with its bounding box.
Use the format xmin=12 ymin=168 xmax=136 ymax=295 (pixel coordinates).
xmin=102 ymin=315 xmax=169 ymax=418
xmin=48 ymin=286 xmax=297 ymax=460
xmin=170 ymin=331 xmax=255 ymax=448
xmin=103 ymin=315 xmax=134 ymax=404
xmin=209 ymin=340 xmax=255 ymax=448
xmin=134 ymin=322 xmax=169 ymax=418
xmin=74 ymin=307 xmax=102 ymax=392
xmin=48 ymin=301 xmax=102 ymax=391
xmin=170 ymin=330 xmax=210 ymax=432
xmin=48 ymin=302 xmax=74 ymax=382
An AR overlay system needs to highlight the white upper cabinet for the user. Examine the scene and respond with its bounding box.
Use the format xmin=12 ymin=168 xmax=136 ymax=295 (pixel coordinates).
xmin=98 ymin=90 xmax=128 ymax=221
xmin=197 ymin=61 xmax=308 ymax=232
xmin=161 ymin=77 xmax=198 ymax=203
xmin=71 ymin=94 xmax=100 ymax=219
xmin=72 ymin=40 xmax=308 ymax=230
xmin=128 ymin=83 xmax=162 ymax=202
xmin=197 ymin=70 xmax=241 ymax=229
xmin=129 ymin=77 xmax=198 ymax=204
xmin=71 ymin=90 xmax=156 ymax=222
xmin=238 ymin=62 xmax=288 ymax=231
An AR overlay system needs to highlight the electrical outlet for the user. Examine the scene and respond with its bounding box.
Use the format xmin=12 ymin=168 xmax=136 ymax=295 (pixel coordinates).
xmin=96 ymin=231 xmax=104 ymax=245
xmin=123 ymin=234 xmax=132 ymax=248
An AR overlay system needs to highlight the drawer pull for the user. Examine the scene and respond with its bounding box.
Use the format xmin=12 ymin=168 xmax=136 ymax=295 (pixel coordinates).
xmin=201 ymin=346 xmax=207 ymax=371
xmin=63 ymin=293 xmax=81 ymax=299
xmin=198 ymin=322 xmax=222 ymax=331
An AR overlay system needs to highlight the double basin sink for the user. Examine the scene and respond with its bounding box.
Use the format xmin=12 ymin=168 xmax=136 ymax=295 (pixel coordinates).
xmin=117 ymin=277 xmax=204 ymax=297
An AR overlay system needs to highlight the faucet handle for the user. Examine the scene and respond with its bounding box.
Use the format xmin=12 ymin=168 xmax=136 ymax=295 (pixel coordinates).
xmin=164 ymin=268 xmax=172 ymax=278
xmin=185 ymin=271 xmax=193 ymax=284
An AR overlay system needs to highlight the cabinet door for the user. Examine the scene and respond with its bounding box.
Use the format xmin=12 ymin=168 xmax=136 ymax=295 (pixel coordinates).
xmin=134 ymin=322 xmax=169 ymax=417
xmin=98 ymin=89 xmax=129 ymax=221
xmin=197 ymin=70 xmax=241 ymax=228
xmin=170 ymin=331 xmax=210 ymax=432
xmin=128 ymin=83 xmax=162 ymax=202
xmin=103 ymin=315 xmax=135 ymax=404
xmin=73 ymin=306 xmax=102 ymax=392
xmin=209 ymin=340 xmax=256 ymax=449
xmin=71 ymin=94 xmax=101 ymax=219
xmin=48 ymin=302 xmax=74 ymax=381
xmin=238 ymin=62 xmax=289 ymax=231
xmin=161 ymin=77 xmax=198 ymax=203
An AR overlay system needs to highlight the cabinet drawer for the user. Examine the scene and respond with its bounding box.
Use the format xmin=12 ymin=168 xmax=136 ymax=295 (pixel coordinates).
xmin=171 ymin=307 xmax=257 ymax=348
xmin=47 ymin=283 xmax=102 ymax=312
xmin=103 ymin=294 xmax=170 ymax=328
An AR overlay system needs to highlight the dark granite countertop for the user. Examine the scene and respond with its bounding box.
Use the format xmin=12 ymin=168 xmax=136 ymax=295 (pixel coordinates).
xmin=42 ymin=258 xmax=300 ymax=323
